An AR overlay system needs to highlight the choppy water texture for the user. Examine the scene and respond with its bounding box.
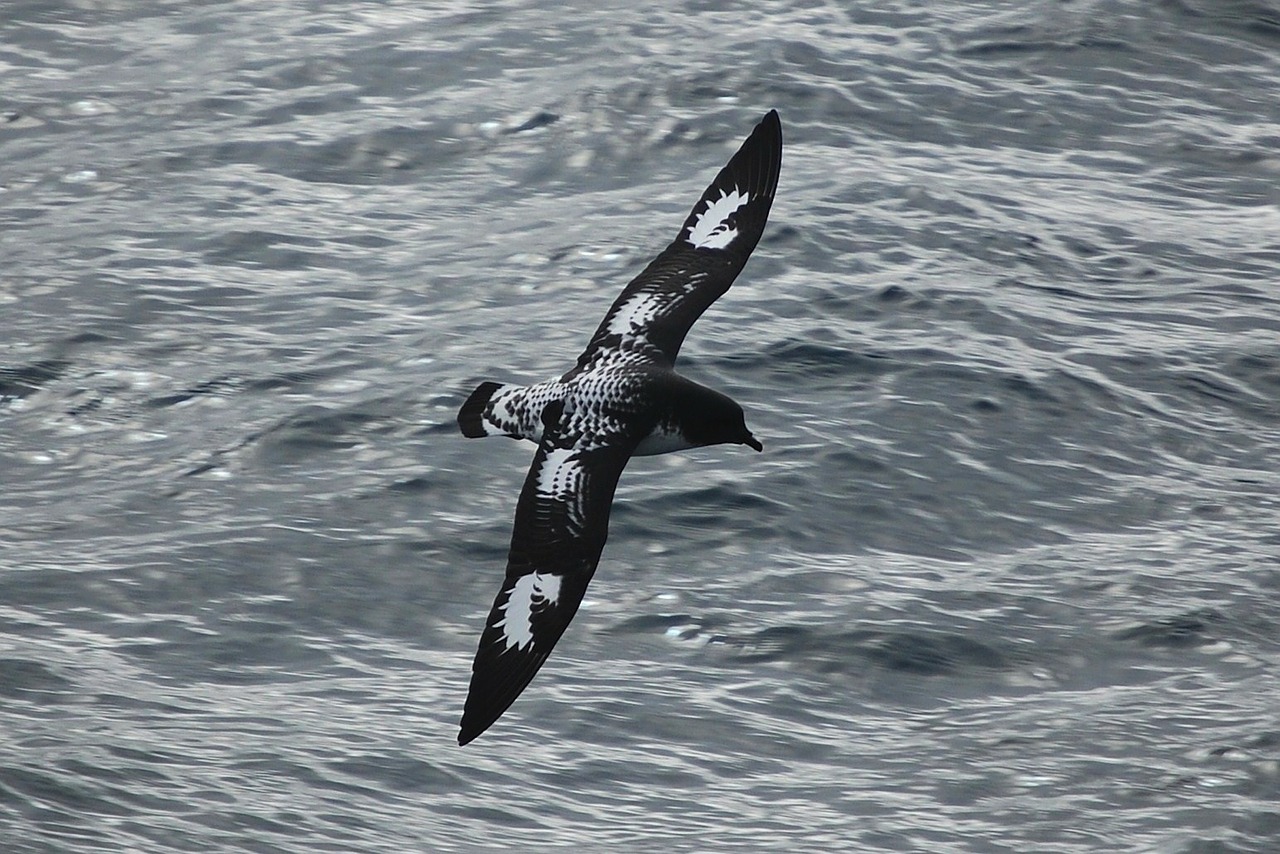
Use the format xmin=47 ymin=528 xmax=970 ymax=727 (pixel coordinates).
xmin=3 ymin=1 xmax=1280 ymax=851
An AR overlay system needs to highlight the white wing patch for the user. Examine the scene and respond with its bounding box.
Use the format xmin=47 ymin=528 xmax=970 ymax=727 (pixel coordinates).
xmin=534 ymin=446 xmax=588 ymax=531
xmin=536 ymin=447 xmax=578 ymax=498
xmin=687 ymin=187 xmax=750 ymax=249
xmin=494 ymin=572 xmax=563 ymax=651
xmin=605 ymin=292 xmax=666 ymax=335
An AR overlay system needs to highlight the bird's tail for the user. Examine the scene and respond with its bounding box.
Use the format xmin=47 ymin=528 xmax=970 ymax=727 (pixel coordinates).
xmin=457 ymin=381 xmax=507 ymax=438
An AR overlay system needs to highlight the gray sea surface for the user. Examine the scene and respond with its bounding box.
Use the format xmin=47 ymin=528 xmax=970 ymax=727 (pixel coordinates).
xmin=3 ymin=1 xmax=1280 ymax=851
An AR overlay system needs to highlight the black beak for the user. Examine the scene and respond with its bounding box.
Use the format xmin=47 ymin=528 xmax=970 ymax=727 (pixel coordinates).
xmin=743 ymin=433 xmax=763 ymax=452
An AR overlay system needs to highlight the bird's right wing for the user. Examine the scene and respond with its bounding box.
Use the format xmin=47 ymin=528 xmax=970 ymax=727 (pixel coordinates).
xmin=459 ymin=410 xmax=635 ymax=745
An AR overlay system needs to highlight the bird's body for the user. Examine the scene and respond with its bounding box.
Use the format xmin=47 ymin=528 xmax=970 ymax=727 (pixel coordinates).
xmin=459 ymin=368 xmax=758 ymax=457
xmin=457 ymin=111 xmax=783 ymax=745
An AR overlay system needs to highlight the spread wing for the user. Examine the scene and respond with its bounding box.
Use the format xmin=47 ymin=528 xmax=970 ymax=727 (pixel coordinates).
xmin=458 ymin=412 xmax=636 ymax=745
xmin=571 ymin=110 xmax=782 ymax=371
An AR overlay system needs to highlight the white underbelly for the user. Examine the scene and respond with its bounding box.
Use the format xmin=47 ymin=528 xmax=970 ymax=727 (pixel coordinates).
xmin=633 ymin=423 xmax=696 ymax=456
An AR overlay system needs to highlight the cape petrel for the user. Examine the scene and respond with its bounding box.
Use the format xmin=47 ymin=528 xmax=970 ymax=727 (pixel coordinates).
xmin=456 ymin=110 xmax=782 ymax=745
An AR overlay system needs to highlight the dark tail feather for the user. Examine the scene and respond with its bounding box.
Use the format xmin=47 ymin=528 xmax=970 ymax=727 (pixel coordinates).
xmin=457 ymin=381 xmax=504 ymax=438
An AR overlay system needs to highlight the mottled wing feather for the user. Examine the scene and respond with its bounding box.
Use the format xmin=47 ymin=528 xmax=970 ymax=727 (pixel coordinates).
xmin=458 ymin=422 xmax=634 ymax=745
xmin=574 ymin=110 xmax=782 ymax=370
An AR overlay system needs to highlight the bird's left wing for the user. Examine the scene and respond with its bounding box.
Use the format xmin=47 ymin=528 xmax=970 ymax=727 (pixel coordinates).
xmin=570 ymin=110 xmax=782 ymax=372
xmin=459 ymin=411 xmax=636 ymax=745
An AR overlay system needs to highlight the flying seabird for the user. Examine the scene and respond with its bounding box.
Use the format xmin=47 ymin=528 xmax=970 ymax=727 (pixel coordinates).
xmin=456 ymin=110 xmax=782 ymax=745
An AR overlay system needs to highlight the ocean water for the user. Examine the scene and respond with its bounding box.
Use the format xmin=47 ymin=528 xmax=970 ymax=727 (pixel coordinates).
xmin=3 ymin=1 xmax=1279 ymax=851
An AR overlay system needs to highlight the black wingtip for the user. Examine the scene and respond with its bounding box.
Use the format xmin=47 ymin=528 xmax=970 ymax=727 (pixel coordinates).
xmin=458 ymin=699 xmax=496 ymax=746
xmin=458 ymin=698 xmax=509 ymax=745
xmin=748 ymin=109 xmax=782 ymax=167
xmin=670 ymin=107 xmax=783 ymax=262
xmin=457 ymin=648 xmax=548 ymax=747
xmin=458 ymin=681 xmax=510 ymax=745
xmin=740 ymin=109 xmax=782 ymax=195
xmin=457 ymin=381 xmax=504 ymax=438
xmin=458 ymin=695 xmax=488 ymax=744
xmin=704 ymin=109 xmax=782 ymax=198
